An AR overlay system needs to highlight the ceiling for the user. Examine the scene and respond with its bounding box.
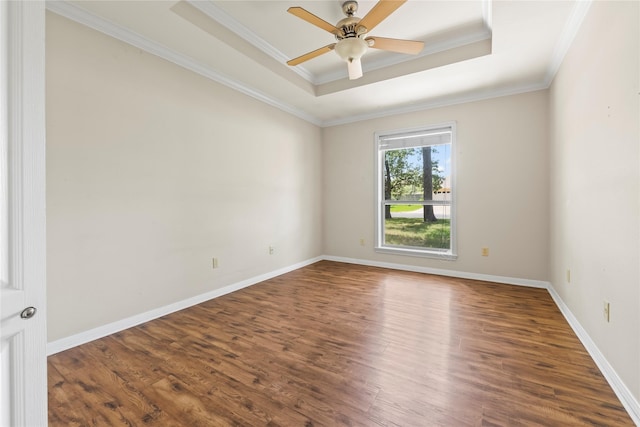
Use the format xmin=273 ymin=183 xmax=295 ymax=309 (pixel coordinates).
xmin=46 ymin=0 xmax=589 ymax=126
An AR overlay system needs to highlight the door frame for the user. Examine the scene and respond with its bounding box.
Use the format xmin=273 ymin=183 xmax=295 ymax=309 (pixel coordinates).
xmin=0 ymin=1 xmax=47 ymax=425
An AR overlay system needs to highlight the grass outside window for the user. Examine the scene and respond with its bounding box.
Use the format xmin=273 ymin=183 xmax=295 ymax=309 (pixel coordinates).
xmin=384 ymin=218 xmax=450 ymax=249
xmin=389 ymin=205 xmax=422 ymax=213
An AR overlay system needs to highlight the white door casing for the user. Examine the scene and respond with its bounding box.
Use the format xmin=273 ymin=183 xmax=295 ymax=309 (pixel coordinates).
xmin=0 ymin=1 xmax=47 ymax=426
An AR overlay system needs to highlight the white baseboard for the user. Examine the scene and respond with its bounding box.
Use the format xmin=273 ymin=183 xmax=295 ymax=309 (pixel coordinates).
xmin=46 ymin=256 xmax=323 ymax=355
xmin=49 ymin=254 xmax=546 ymax=355
xmin=47 ymin=254 xmax=640 ymax=426
xmin=47 ymin=256 xmax=548 ymax=356
xmin=325 ymin=255 xmax=639 ymax=425
xmin=322 ymin=255 xmax=550 ymax=289
xmin=547 ymin=284 xmax=640 ymax=426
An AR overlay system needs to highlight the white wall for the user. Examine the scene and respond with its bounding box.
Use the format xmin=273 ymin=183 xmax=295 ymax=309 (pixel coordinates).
xmin=323 ymin=91 xmax=549 ymax=282
xmin=549 ymin=1 xmax=639 ymax=402
xmin=46 ymin=13 xmax=323 ymax=342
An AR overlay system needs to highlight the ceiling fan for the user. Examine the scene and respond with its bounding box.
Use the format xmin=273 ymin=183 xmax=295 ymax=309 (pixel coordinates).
xmin=286 ymin=0 xmax=424 ymax=80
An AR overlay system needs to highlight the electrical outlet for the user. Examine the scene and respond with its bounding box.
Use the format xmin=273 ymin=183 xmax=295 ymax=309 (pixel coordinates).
xmin=566 ymin=269 xmax=571 ymax=283
xmin=269 ymin=245 xmax=275 ymax=255
xmin=603 ymin=301 xmax=610 ymax=322
xmin=481 ymin=247 xmax=489 ymax=257
xmin=212 ymin=257 xmax=219 ymax=269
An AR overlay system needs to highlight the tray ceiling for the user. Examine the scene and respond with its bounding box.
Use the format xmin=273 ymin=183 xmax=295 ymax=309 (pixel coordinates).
xmin=47 ymin=0 xmax=588 ymax=126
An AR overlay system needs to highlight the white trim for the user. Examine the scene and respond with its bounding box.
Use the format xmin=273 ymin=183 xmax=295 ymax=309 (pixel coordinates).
xmin=323 ymin=255 xmax=549 ymax=289
xmin=46 ymin=256 xmax=323 ymax=355
xmin=374 ymin=247 xmax=457 ymax=261
xmin=374 ymin=122 xmax=458 ymax=260
xmin=1 ymin=1 xmax=48 ymax=425
xmin=544 ymin=0 xmax=593 ymax=86
xmin=46 ymin=253 xmax=549 ymax=356
xmin=190 ymin=0 xmax=492 ymax=87
xmin=481 ymin=0 xmax=493 ymax=34
xmin=43 ymin=0 xmax=588 ymax=129
xmin=187 ymin=1 xmax=289 ymax=64
xmin=45 ymin=253 xmax=639 ymax=425
xmin=45 ymin=1 xmax=322 ymax=127
xmin=186 ymin=0 xmax=315 ymax=84
xmin=321 ymin=80 xmax=548 ymax=127
xmin=328 ymin=255 xmax=639 ymax=423
xmin=315 ymin=27 xmax=492 ymax=86
xmin=547 ymin=284 xmax=640 ymax=425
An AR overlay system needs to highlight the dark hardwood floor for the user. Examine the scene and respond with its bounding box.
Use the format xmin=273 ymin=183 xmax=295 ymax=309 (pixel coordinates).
xmin=48 ymin=261 xmax=633 ymax=426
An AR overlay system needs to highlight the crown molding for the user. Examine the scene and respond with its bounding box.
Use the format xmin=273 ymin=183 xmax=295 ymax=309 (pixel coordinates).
xmin=45 ymin=0 xmax=592 ymax=129
xmin=45 ymin=0 xmax=322 ymax=126
xmin=321 ymin=0 xmax=593 ymax=127
xmin=315 ymin=26 xmax=492 ymax=86
xmin=186 ymin=0 xmax=316 ymax=83
xmin=482 ymin=0 xmax=493 ymax=34
xmin=321 ymin=80 xmax=548 ymax=127
xmin=544 ymin=0 xmax=592 ymax=86
xmin=190 ymin=0 xmax=493 ymax=86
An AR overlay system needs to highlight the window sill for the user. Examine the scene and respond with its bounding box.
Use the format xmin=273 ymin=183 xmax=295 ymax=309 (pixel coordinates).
xmin=375 ymin=246 xmax=458 ymax=261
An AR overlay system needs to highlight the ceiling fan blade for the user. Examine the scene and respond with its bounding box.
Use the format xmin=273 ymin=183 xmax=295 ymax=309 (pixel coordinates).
xmin=366 ymin=37 xmax=424 ymax=55
xmin=287 ymin=44 xmax=336 ymax=66
xmin=357 ymin=0 xmax=407 ymax=33
xmin=287 ymin=7 xmax=341 ymax=35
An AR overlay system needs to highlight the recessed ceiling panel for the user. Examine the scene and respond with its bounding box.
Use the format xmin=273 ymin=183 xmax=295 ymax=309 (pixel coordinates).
xmin=212 ymin=0 xmax=488 ymax=80
xmin=50 ymin=0 xmax=583 ymax=126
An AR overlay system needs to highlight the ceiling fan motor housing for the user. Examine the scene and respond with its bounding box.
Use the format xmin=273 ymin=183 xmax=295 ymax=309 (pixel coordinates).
xmin=336 ymin=1 xmax=367 ymax=40
xmin=336 ymin=16 xmax=363 ymax=40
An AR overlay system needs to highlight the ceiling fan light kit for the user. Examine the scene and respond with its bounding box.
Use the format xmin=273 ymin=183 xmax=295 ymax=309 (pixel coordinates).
xmin=346 ymin=58 xmax=363 ymax=80
xmin=335 ymin=37 xmax=369 ymax=79
xmin=286 ymin=0 xmax=424 ymax=80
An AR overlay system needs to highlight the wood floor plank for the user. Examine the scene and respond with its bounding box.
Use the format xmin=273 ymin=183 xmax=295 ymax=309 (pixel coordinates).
xmin=48 ymin=261 xmax=634 ymax=426
xmin=48 ymin=345 xmax=179 ymax=426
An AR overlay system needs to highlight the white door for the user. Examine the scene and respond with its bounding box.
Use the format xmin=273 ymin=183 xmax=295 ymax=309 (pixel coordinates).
xmin=0 ymin=1 xmax=47 ymax=426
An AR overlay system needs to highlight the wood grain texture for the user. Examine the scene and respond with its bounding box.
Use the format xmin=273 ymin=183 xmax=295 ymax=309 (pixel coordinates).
xmin=48 ymin=261 xmax=633 ymax=426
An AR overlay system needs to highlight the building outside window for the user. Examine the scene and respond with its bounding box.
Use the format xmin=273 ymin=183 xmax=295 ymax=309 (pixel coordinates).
xmin=375 ymin=122 xmax=456 ymax=259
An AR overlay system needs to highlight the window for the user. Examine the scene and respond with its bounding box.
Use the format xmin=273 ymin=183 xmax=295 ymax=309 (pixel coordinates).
xmin=375 ymin=122 xmax=456 ymax=259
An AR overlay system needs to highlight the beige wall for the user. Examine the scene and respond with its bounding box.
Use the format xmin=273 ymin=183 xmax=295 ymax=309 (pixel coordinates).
xmin=322 ymin=91 xmax=549 ymax=282
xmin=549 ymin=1 xmax=639 ymax=400
xmin=46 ymin=13 xmax=323 ymax=341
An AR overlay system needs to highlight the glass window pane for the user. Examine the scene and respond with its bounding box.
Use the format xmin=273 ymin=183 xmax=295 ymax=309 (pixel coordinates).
xmin=383 ymin=148 xmax=423 ymax=201
xmin=376 ymin=123 xmax=455 ymax=257
xmin=383 ymin=145 xmax=450 ymax=201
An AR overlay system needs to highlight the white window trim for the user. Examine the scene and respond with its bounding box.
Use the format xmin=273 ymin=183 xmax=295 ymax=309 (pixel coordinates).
xmin=374 ymin=122 xmax=457 ymax=260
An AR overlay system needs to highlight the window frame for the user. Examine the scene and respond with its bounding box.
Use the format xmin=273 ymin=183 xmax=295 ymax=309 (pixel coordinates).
xmin=374 ymin=122 xmax=457 ymax=260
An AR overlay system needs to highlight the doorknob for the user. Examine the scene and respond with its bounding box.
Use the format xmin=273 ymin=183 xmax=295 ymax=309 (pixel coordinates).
xmin=20 ymin=306 xmax=37 ymax=319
